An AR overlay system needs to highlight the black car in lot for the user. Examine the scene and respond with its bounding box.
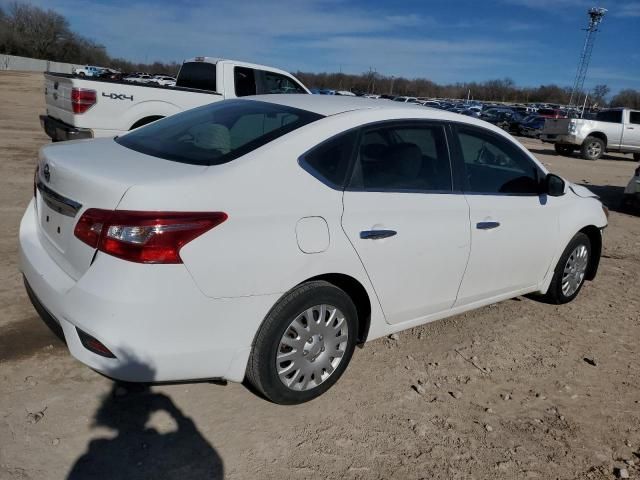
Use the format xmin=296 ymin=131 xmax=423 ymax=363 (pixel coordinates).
xmin=480 ymin=108 xmax=525 ymax=132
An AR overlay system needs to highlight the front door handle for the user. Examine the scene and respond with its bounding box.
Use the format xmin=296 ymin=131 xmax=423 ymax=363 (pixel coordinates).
xmin=360 ymin=230 xmax=397 ymax=240
xmin=476 ymin=221 xmax=500 ymax=230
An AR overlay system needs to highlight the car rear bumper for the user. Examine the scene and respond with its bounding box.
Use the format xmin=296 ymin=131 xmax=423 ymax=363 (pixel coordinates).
xmin=539 ymin=133 xmax=581 ymax=145
xmin=19 ymin=199 xmax=279 ymax=383
xmin=40 ymin=115 xmax=93 ymax=142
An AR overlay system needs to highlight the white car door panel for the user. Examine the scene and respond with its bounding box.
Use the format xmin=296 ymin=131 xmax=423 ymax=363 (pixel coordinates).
xmin=342 ymin=192 xmax=470 ymax=324
xmin=456 ymin=195 xmax=559 ymax=305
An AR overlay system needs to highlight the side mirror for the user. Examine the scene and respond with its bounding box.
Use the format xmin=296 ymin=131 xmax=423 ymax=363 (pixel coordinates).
xmin=544 ymin=173 xmax=566 ymax=197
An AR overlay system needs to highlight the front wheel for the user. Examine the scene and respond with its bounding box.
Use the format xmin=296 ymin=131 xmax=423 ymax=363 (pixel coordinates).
xmin=543 ymin=233 xmax=591 ymax=304
xmin=246 ymin=281 xmax=358 ymax=404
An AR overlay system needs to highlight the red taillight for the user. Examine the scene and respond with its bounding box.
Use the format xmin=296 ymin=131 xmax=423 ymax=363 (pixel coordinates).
xmin=74 ymin=209 xmax=227 ymax=264
xmin=71 ymin=88 xmax=96 ymax=114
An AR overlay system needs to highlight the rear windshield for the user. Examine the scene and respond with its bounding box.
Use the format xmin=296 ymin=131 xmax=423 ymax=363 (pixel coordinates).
xmin=176 ymin=62 xmax=217 ymax=92
xmin=116 ymin=100 xmax=323 ymax=166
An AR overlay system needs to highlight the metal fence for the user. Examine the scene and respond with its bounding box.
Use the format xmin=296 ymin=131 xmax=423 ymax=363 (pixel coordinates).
xmin=0 ymin=54 xmax=81 ymax=74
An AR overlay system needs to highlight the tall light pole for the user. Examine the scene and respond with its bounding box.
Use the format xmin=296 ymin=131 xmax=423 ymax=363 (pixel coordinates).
xmin=389 ymin=75 xmax=395 ymax=96
xmin=569 ymin=7 xmax=607 ymax=107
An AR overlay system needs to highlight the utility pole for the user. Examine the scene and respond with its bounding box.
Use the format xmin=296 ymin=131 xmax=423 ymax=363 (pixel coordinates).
xmin=389 ymin=76 xmax=395 ymax=96
xmin=569 ymin=7 xmax=607 ymax=107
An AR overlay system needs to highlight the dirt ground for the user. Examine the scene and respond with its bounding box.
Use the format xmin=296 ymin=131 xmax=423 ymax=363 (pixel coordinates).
xmin=0 ymin=71 xmax=639 ymax=480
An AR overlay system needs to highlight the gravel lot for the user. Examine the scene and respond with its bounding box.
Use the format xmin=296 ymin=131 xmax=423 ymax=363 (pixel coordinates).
xmin=0 ymin=71 xmax=639 ymax=480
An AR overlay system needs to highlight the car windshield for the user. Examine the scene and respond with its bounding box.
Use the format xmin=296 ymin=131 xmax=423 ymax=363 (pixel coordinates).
xmin=115 ymin=99 xmax=323 ymax=166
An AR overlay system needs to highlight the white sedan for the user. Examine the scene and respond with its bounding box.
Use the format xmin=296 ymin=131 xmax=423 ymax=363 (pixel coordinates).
xmin=20 ymin=95 xmax=608 ymax=404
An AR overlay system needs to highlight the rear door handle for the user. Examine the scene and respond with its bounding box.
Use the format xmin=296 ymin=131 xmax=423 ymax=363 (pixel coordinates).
xmin=360 ymin=230 xmax=397 ymax=240
xmin=476 ymin=221 xmax=500 ymax=230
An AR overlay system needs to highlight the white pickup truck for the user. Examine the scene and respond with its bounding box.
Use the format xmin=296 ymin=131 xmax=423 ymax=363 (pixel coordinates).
xmin=540 ymin=108 xmax=640 ymax=161
xmin=41 ymin=57 xmax=310 ymax=141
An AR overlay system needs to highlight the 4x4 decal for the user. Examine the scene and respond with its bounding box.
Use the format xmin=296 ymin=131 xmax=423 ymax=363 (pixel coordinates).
xmin=102 ymin=92 xmax=133 ymax=101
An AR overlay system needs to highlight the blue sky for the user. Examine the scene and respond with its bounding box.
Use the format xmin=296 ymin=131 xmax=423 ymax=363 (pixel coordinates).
xmin=12 ymin=0 xmax=640 ymax=93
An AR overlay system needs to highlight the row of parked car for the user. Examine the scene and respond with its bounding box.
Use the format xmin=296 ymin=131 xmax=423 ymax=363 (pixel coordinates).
xmin=71 ymin=65 xmax=176 ymax=87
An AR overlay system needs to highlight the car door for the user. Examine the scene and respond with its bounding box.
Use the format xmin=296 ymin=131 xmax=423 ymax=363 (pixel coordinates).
xmin=341 ymin=122 xmax=470 ymax=325
xmin=622 ymin=110 xmax=640 ymax=150
xmin=450 ymin=124 xmax=560 ymax=306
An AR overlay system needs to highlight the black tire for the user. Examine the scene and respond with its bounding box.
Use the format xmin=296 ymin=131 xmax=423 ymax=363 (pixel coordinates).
xmin=543 ymin=233 xmax=591 ymax=304
xmin=78 ymin=72 xmax=85 ymax=78
xmin=554 ymin=144 xmax=574 ymax=156
xmin=246 ymin=281 xmax=358 ymax=404
xmin=580 ymin=136 xmax=605 ymax=161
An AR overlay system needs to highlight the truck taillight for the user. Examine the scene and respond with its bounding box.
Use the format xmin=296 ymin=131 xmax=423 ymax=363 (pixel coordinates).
xmin=74 ymin=209 xmax=228 ymax=264
xmin=71 ymin=88 xmax=97 ymax=114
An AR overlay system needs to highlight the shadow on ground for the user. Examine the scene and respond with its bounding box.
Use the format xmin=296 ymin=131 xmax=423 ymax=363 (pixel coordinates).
xmin=526 ymin=147 xmax=637 ymax=162
xmin=67 ymin=360 xmax=224 ymax=480
xmin=578 ymin=183 xmax=639 ymax=217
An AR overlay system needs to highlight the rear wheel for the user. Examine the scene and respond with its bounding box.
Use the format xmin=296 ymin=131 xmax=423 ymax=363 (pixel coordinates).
xmin=580 ymin=136 xmax=605 ymax=161
xmin=246 ymin=281 xmax=358 ymax=404
xmin=554 ymin=144 xmax=574 ymax=156
xmin=543 ymin=233 xmax=591 ymax=304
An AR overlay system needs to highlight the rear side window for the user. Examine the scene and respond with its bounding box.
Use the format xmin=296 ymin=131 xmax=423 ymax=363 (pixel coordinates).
xmin=258 ymin=71 xmax=306 ymax=94
xmin=350 ymin=123 xmax=453 ymax=192
xmin=300 ymin=132 xmax=358 ymax=188
xmin=234 ymin=67 xmax=257 ymax=97
xmin=629 ymin=111 xmax=640 ymax=125
xmin=455 ymin=126 xmax=541 ymax=195
xmin=116 ymin=100 xmax=323 ymax=166
xmin=596 ymin=110 xmax=623 ymax=123
xmin=176 ymin=62 xmax=217 ymax=92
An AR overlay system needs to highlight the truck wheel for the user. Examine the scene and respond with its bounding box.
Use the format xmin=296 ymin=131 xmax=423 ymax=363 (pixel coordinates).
xmin=554 ymin=144 xmax=574 ymax=156
xmin=78 ymin=72 xmax=85 ymax=78
xmin=580 ymin=136 xmax=604 ymax=161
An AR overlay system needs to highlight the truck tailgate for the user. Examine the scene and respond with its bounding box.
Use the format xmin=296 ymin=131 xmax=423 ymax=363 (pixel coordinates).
xmin=44 ymin=74 xmax=75 ymax=126
xmin=543 ymin=118 xmax=570 ymax=135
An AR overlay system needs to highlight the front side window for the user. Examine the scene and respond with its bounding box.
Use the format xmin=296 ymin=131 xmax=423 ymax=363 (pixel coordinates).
xmin=116 ymin=100 xmax=323 ymax=166
xmin=349 ymin=123 xmax=452 ymax=192
xmin=455 ymin=126 xmax=541 ymax=195
xmin=258 ymin=71 xmax=306 ymax=94
xmin=300 ymin=131 xmax=358 ymax=188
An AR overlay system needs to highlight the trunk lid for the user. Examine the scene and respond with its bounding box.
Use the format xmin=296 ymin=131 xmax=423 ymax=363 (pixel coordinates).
xmin=36 ymin=138 xmax=206 ymax=280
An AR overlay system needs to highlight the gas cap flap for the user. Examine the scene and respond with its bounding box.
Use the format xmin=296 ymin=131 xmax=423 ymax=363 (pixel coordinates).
xmin=296 ymin=217 xmax=330 ymax=254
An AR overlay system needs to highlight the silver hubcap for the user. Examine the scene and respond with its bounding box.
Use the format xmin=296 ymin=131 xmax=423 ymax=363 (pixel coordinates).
xmin=562 ymin=244 xmax=589 ymax=297
xmin=276 ymin=304 xmax=349 ymax=391
xmin=587 ymin=142 xmax=602 ymax=157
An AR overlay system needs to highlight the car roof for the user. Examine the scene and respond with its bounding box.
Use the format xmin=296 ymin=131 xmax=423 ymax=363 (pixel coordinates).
xmin=243 ymin=94 xmax=433 ymax=116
